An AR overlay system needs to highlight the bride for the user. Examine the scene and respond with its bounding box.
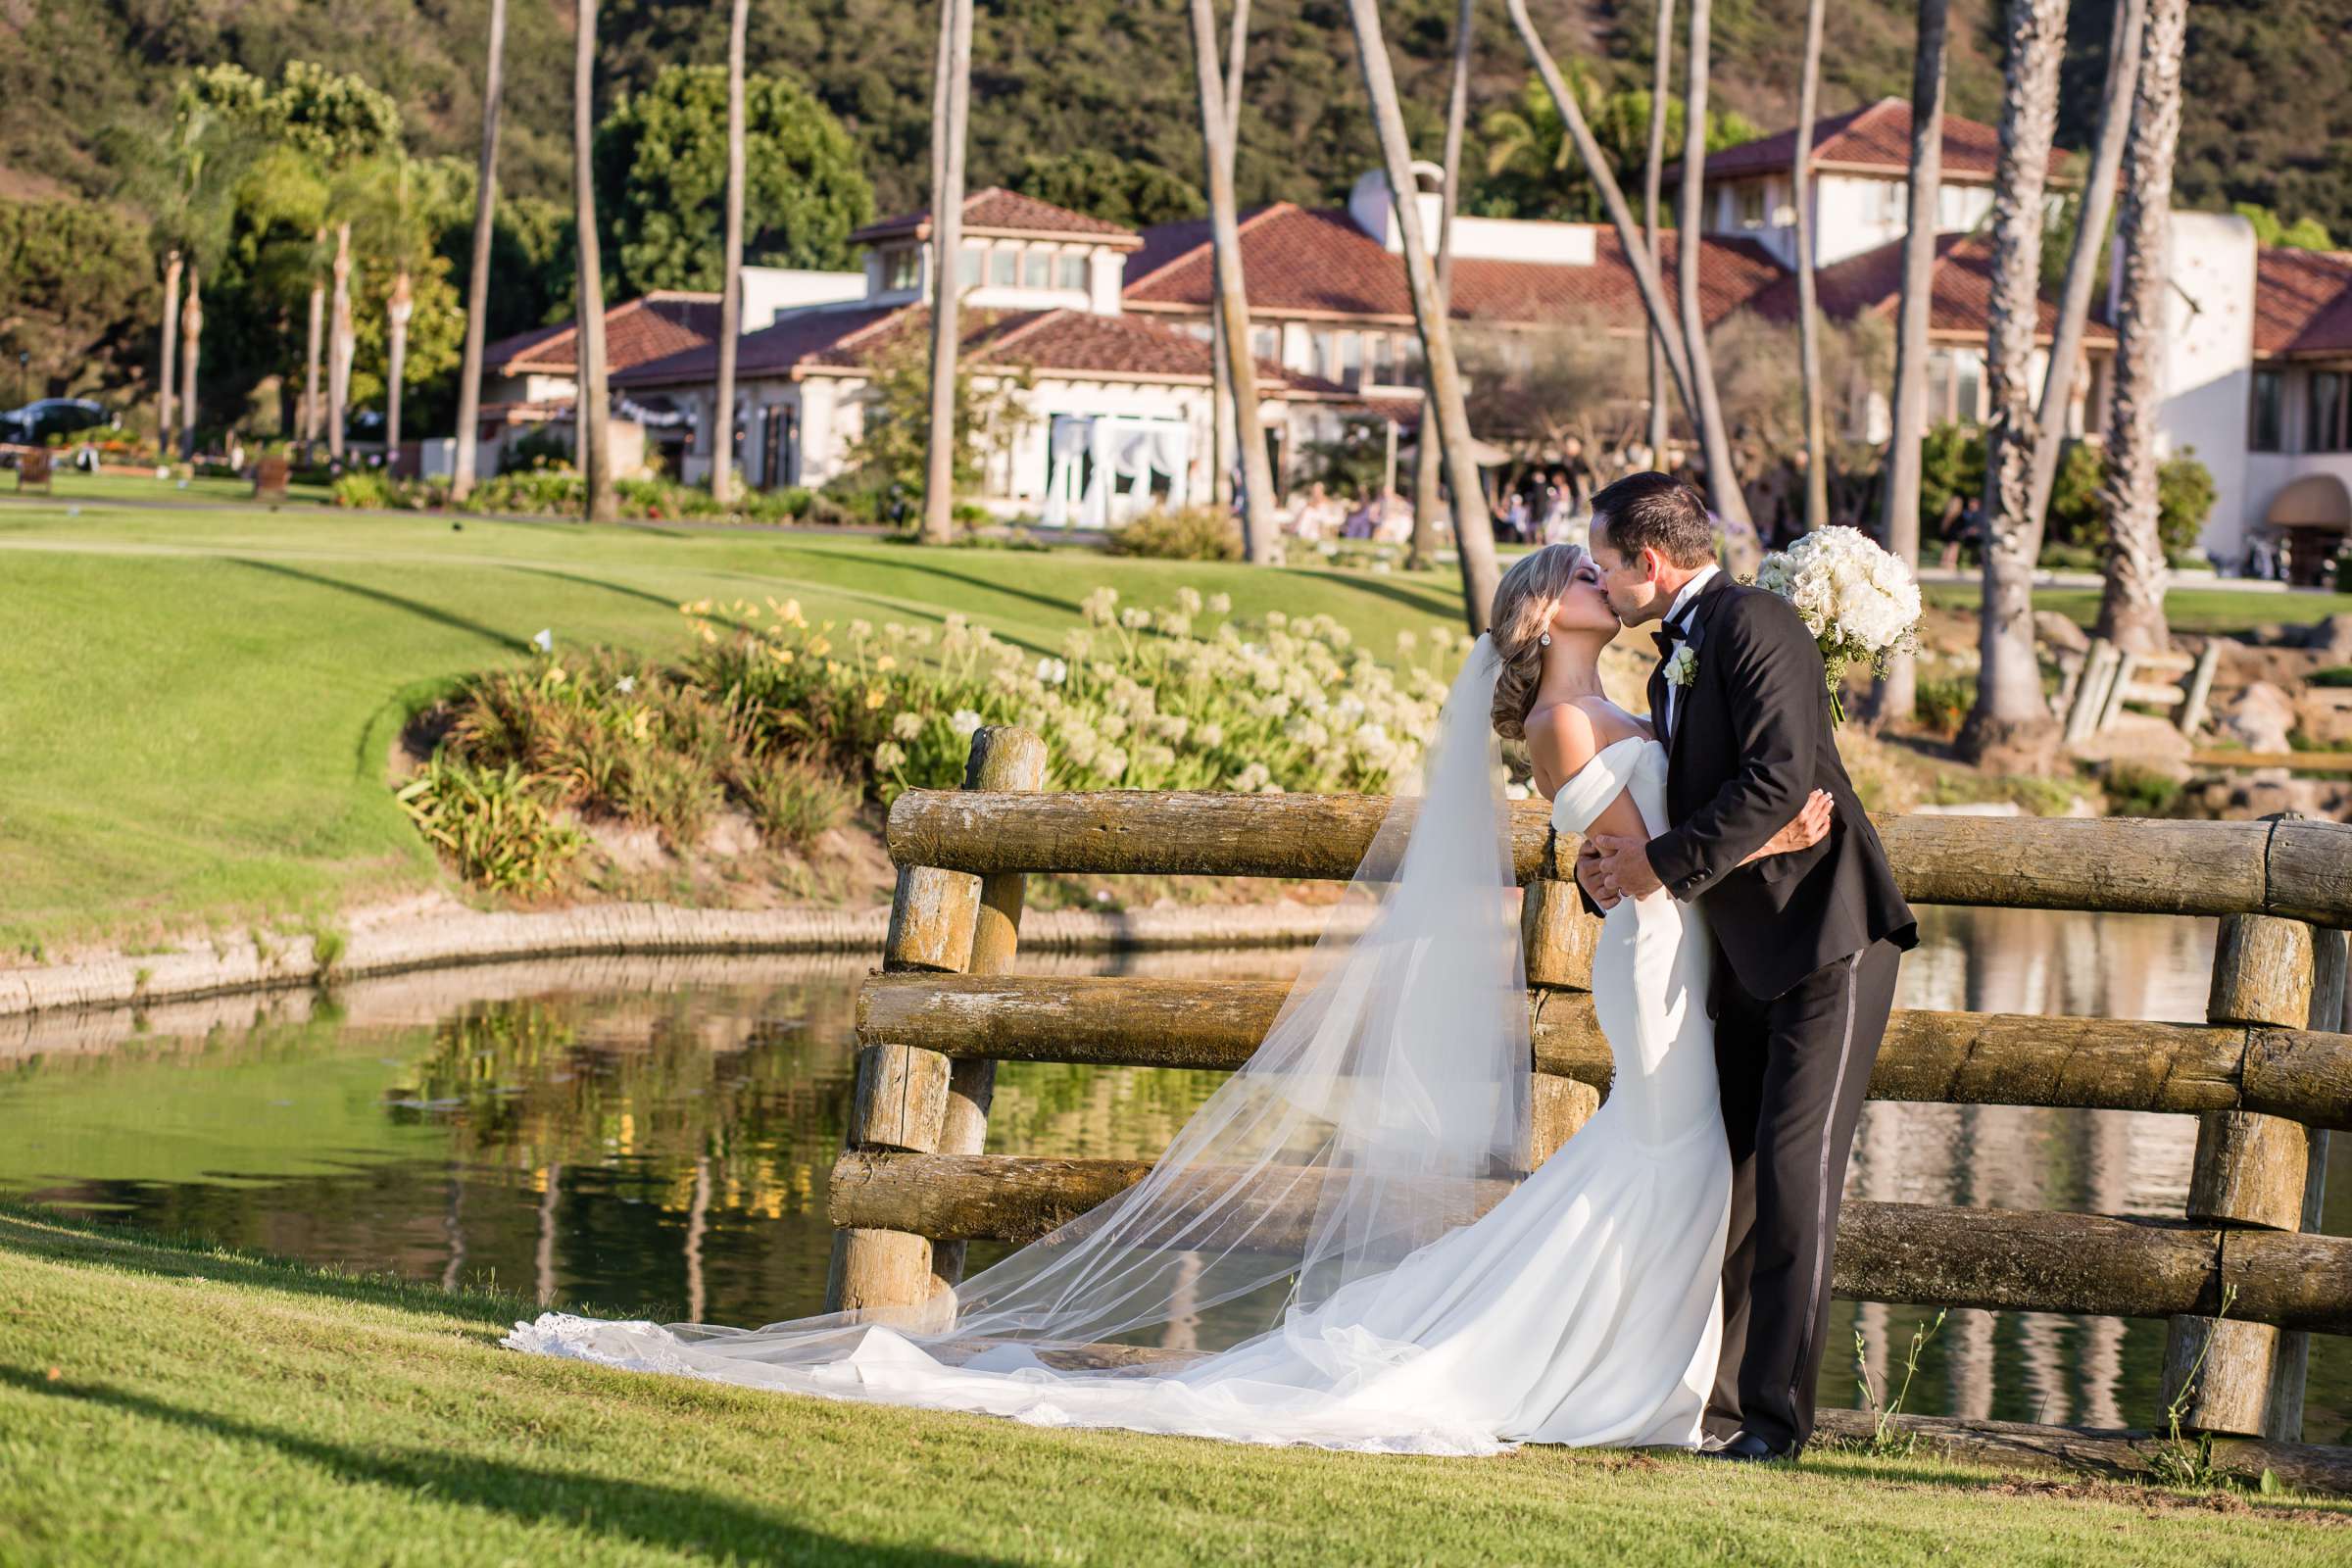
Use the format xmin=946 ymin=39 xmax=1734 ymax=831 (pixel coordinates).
xmin=508 ymin=544 xmax=1831 ymax=1455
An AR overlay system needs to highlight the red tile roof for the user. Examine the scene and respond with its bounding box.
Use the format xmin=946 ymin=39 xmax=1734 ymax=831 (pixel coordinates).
xmin=1668 ymin=97 xmax=2068 ymax=185
xmin=2253 ymin=246 xmax=2352 ymax=358
xmin=851 ymin=187 xmax=1143 ymax=249
xmin=1124 ymin=203 xmax=1785 ymax=331
xmin=1745 ymin=230 xmax=2114 ymax=345
xmin=612 ymin=305 xmax=902 ymax=387
xmin=483 ymin=293 xmax=723 ymax=375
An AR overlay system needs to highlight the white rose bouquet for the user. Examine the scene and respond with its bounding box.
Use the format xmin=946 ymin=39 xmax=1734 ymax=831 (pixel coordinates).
xmin=1751 ymin=526 xmax=1922 ymax=725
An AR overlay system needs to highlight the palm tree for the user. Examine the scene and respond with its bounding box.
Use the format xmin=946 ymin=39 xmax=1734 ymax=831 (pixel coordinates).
xmin=178 ymin=265 xmax=203 ymax=461
xmin=1642 ymin=0 xmax=1676 ymax=462
xmin=1410 ymin=0 xmax=1473 ymax=572
xmin=159 ymin=249 xmax=182 ymax=458
xmin=1190 ymin=0 xmax=1280 ymax=562
xmin=1674 ymin=0 xmax=1753 ymax=538
xmin=386 ymin=266 xmax=415 ymax=465
xmin=2031 ymin=0 xmax=2145 ymax=523
xmin=1343 ymin=0 xmax=1499 ymax=630
xmin=1874 ymin=0 xmax=1949 ymax=728
xmin=1957 ymin=0 xmax=2068 ymax=768
xmin=574 ymin=0 xmax=617 ymax=522
xmin=1208 ymin=0 xmax=1250 ymax=515
xmin=2095 ymin=0 xmax=2187 ymax=654
xmin=1791 ymin=0 xmax=1829 ymax=532
xmin=922 ymin=0 xmax=973 ymax=544
xmin=304 ymin=229 xmax=326 ymax=459
xmin=1502 ymin=1 xmax=1695 ymax=431
xmin=328 ymin=221 xmax=354 ymax=462
xmin=711 ymin=0 xmax=751 ymax=506
xmin=452 ymin=0 xmax=509 ymax=501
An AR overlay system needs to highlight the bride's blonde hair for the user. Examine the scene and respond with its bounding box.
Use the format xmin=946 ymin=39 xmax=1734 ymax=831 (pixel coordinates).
xmin=1488 ymin=543 xmax=1587 ymax=741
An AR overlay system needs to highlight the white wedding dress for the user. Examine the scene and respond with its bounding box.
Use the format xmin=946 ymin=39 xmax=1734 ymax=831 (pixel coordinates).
xmin=508 ymin=732 xmax=1734 ymax=1456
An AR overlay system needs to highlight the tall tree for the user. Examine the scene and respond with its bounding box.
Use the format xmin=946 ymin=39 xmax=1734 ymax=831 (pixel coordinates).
xmin=1345 ymin=0 xmax=1499 ymax=631
xmin=1958 ymin=0 xmax=2069 ymax=768
xmin=178 ymin=265 xmax=202 ymax=460
xmin=1791 ymin=0 xmax=1829 ymax=532
xmin=452 ymin=0 xmax=509 ymax=501
xmin=158 ymin=250 xmax=182 ymax=458
xmin=1874 ymin=0 xmax=1948 ymax=728
xmin=1190 ymin=0 xmax=1280 ymax=561
xmin=1674 ymin=0 xmax=1753 ymax=536
xmin=2095 ymin=0 xmax=2187 ymax=654
xmin=327 ymin=221 xmax=354 ymax=461
xmin=386 ymin=265 xmax=414 ymax=462
xmin=1503 ymin=1 xmax=1695 ymax=431
xmin=2030 ymin=0 xmax=2145 ymax=523
xmin=574 ymin=0 xmax=617 ymax=521
xmin=922 ymin=0 xmax=974 ymax=544
xmin=711 ymin=0 xmax=750 ymax=505
xmin=1642 ymin=0 xmax=1675 ymax=462
xmin=1410 ymin=0 xmax=1473 ymax=572
xmin=304 ymin=230 xmax=326 ymax=458
xmin=1208 ymin=0 xmax=1250 ymax=514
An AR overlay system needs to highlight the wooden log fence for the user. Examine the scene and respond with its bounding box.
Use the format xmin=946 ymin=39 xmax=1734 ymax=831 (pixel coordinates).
xmin=828 ymin=730 xmax=2352 ymax=1488
xmin=2060 ymin=637 xmax=2219 ymax=740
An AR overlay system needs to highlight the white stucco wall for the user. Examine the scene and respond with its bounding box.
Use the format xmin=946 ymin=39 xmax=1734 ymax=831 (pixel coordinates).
xmin=2140 ymin=210 xmax=2259 ymax=562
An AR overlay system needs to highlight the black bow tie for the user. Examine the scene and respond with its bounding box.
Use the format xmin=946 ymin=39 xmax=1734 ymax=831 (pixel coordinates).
xmin=1653 ymin=620 xmax=1688 ymax=661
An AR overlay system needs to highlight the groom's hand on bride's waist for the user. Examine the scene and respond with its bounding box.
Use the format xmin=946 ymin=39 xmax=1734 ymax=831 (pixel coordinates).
xmin=1575 ymin=840 xmax=1623 ymax=910
xmin=1585 ymin=834 xmax=1664 ymax=901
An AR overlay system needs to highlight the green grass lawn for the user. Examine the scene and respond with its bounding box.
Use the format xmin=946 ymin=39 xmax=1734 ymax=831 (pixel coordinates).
xmin=0 ymin=1207 xmax=2341 ymax=1567
xmin=0 ymin=496 xmax=1463 ymax=954
xmin=15 ymin=469 xmax=335 ymax=508
xmin=1925 ymin=582 xmax=2352 ymax=635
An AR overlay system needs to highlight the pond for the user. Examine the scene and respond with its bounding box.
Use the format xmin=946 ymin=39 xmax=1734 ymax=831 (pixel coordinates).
xmin=4 ymin=909 xmax=2346 ymax=1445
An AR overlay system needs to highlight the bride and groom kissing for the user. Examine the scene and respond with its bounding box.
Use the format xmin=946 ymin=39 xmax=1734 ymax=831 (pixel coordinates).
xmin=509 ymin=470 xmax=1920 ymax=1465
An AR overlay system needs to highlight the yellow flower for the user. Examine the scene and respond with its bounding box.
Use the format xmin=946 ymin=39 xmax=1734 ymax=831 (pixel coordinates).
xmin=547 ymin=666 xmax=567 ymax=684
xmin=875 ymin=655 xmax=898 ymax=672
xmin=807 ymin=636 xmax=832 ymax=658
xmin=778 ymin=649 xmax=795 ymax=666
xmin=700 ymin=624 xmax=718 ymax=644
xmin=864 ymin=689 xmax=886 ymax=710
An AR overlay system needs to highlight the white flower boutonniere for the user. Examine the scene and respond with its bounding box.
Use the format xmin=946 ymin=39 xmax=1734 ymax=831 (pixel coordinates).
xmin=1663 ymin=645 xmax=1698 ymax=688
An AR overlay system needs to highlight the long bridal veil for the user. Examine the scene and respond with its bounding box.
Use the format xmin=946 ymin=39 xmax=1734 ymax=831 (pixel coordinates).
xmin=510 ymin=636 xmax=1529 ymax=1388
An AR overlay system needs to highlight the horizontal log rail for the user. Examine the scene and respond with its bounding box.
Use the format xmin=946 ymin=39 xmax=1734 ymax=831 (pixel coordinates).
xmin=886 ymin=792 xmax=2352 ymax=924
xmin=2189 ymin=750 xmax=2352 ymax=775
xmin=858 ymin=973 xmax=2352 ymax=1130
xmin=827 ymin=1151 xmax=2352 ymax=1335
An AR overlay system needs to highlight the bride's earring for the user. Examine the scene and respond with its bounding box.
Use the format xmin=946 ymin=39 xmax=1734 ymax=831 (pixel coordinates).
xmin=1538 ymin=632 xmax=1551 ymax=648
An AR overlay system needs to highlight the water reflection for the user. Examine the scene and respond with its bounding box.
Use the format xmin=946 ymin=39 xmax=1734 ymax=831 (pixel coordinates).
xmin=2 ymin=914 xmax=2344 ymax=1442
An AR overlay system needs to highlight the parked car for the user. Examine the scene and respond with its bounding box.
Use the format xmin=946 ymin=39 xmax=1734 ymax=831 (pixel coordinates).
xmin=0 ymin=397 xmax=110 ymax=447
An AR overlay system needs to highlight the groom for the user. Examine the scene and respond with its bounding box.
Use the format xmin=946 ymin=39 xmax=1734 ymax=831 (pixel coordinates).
xmin=1577 ymin=471 xmax=1917 ymax=1461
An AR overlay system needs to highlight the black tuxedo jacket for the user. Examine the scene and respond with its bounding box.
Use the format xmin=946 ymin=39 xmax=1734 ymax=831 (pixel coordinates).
xmin=1639 ymin=573 xmax=1916 ymax=1001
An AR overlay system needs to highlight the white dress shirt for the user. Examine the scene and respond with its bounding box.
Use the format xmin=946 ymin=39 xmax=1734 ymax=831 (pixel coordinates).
xmin=1659 ymin=564 xmax=1720 ymax=742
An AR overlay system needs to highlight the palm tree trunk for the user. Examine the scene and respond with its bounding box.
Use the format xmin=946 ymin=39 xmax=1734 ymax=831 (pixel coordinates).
xmin=1792 ymin=0 xmax=1830 ymax=533
xmin=922 ymin=0 xmax=973 ymax=544
xmin=1506 ymin=0 xmax=1696 ymax=428
xmin=1676 ymin=0 xmax=1753 ymax=536
xmin=387 ymin=268 xmax=414 ymax=470
xmin=1873 ymin=0 xmax=1949 ymax=728
xmin=711 ymin=0 xmax=750 ymax=505
xmin=1209 ymin=0 xmax=1250 ymax=515
xmin=1642 ymin=0 xmax=1675 ymax=463
xmin=2095 ymin=0 xmax=2185 ymax=655
xmin=1957 ymin=0 xmax=2068 ymax=769
xmin=159 ymin=250 xmax=182 ymax=460
xmin=2030 ymin=0 xmax=2144 ymax=523
xmin=178 ymin=265 xmax=202 ymax=463
xmin=1191 ymin=0 xmax=1279 ymax=561
xmin=574 ymin=0 xmax=617 ymax=521
xmin=304 ymin=255 xmax=326 ymax=460
xmin=328 ymin=221 xmax=354 ymax=463
xmin=1410 ymin=0 xmax=1472 ymax=572
xmin=453 ymin=0 xmax=508 ymax=501
xmin=1344 ymin=0 xmax=1497 ymax=631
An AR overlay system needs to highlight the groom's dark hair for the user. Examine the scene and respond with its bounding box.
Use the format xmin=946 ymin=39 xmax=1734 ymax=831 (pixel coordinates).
xmin=1591 ymin=471 xmax=1716 ymax=568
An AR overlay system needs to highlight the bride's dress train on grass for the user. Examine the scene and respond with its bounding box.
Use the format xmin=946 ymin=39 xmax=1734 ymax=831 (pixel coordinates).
xmin=508 ymin=649 xmax=1731 ymax=1454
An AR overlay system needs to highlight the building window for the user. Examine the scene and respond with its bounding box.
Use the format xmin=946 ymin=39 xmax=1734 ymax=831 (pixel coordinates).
xmin=1340 ymin=330 xmax=1363 ymax=387
xmin=2310 ymin=371 xmax=2348 ymax=454
xmin=1023 ymin=247 xmax=1052 ymax=288
xmin=1057 ymin=253 xmax=1088 ymax=290
xmin=2250 ymin=368 xmax=2285 ymax=452
xmin=991 ymin=246 xmax=1018 ymax=286
xmin=1369 ymin=332 xmax=1395 ymax=385
xmin=1735 ymin=182 xmax=1767 ymax=230
xmin=957 ymin=244 xmax=985 ymax=288
xmin=1952 ymin=350 xmax=1984 ymax=424
xmin=1310 ymin=330 xmax=1338 ymax=381
xmin=1250 ymin=325 xmax=1279 ymax=365
xmin=884 ymin=246 xmax=921 ymax=292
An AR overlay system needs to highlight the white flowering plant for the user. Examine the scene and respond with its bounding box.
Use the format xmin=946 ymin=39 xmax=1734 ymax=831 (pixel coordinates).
xmin=1749 ymin=526 xmax=1922 ymax=724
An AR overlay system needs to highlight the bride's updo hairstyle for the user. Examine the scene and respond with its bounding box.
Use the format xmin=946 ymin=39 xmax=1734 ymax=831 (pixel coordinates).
xmin=1488 ymin=543 xmax=1586 ymax=741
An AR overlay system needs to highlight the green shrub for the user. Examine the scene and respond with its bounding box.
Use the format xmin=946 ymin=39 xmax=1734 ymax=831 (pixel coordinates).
xmin=2101 ymin=762 xmax=2183 ymax=818
xmin=395 ymin=755 xmax=584 ymax=895
xmin=501 ymin=426 xmax=574 ymax=474
xmin=2336 ymin=552 xmax=2352 ymax=594
xmin=736 ymin=753 xmax=858 ymax=848
xmin=1912 ymin=675 xmax=1973 ymax=736
xmin=465 ymin=470 xmax=587 ymax=515
xmin=1104 ymin=506 xmax=1244 ymax=562
xmin=2311 ymin=665 xmax=2352 ymax=689
xmin=330 ymin=470 xmax=399 ymax=510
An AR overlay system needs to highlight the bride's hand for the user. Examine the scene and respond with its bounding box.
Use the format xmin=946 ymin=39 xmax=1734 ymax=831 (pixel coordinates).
xmin=1743 ymin=790 xmax=1834 ymax=864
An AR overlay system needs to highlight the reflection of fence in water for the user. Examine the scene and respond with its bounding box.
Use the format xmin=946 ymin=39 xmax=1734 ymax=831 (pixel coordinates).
xmin=836 ymin=728 xmax=2352 ymax=1488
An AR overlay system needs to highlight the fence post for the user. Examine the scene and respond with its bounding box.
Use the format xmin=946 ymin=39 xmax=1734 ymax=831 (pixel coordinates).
xmin=2095 ymin=649 xmax=2141 ymax=735
xmin=2177 ymin=640 xmax=2222 ymax=738
xmin=825 ymin=725 xmax=1045 ymax=1324
xmin=1521 ymin=832 xmax=1603 ymax=1169
xmin=2063 ymin=637 xmax=2117 ymax=743
xmin=2266 ymin=925 xmax=2345 ymax=1442
xmin=2164 ymin=896 xmax=2317 ymax=1436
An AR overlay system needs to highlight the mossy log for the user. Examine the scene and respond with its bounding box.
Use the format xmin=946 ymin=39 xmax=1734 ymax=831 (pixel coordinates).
xmin=856 ymin=973 xmax=2352 ymax=1128
xmin=826 ymin=1152 xmax=2352 ymax=1332
xmin=885 ymin=794 xmax=2352 ymax=922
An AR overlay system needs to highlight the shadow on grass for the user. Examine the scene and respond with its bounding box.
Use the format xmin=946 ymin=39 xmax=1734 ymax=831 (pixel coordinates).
xmin=1290 ymin=566 xmax=1456 ymax=621
xmin=2 ymin=1367 xmax=1013 ymax=1565
xmin=798 ymin=550 xmax=1085 ymax=622
xmin=231 ymin=559 xmax=530 ymax=654
xmin=0 ymin=1207 xmax=518 ymax=1330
